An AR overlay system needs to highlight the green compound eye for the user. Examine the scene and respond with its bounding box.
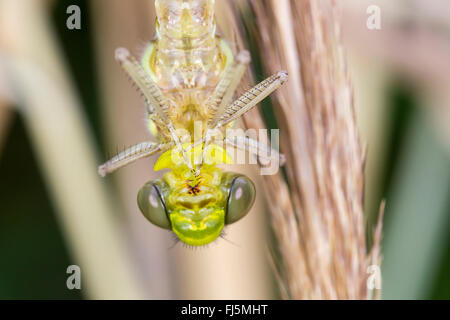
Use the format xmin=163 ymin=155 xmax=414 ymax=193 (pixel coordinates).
xmin=226 ymin=175 xmax=256 ymax=225
xmin=137 ymin=182 xmax=171 ymax=230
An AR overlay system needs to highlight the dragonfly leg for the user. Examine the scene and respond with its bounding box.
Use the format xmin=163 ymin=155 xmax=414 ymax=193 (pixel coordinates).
xmin=200 ymin=50 xmax=250 ymax=167
xmin=216 ymin=71 xmax=288 ymax=129
xmin=223 ymin=135 xmax=286 ymax=167
xmin=98 ymin=141 xmax=168 ymax=177
xmin=208 ymin=50 xmax=251 ymax=126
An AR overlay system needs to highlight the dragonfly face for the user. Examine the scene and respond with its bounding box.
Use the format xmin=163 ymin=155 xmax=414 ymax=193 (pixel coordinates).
xmin=98 ymin=0 xmax=287 ymax=247
xmin=137 ymin=168 xmax=255 ymax=246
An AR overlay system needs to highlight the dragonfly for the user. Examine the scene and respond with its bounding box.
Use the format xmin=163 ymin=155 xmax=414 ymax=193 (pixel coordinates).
xmin=98 ymin=0 xmax=288 ymax=246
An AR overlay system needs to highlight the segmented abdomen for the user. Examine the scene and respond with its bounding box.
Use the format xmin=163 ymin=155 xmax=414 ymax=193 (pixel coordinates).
xmin=141 ymin=0 xmax=233 ymax=137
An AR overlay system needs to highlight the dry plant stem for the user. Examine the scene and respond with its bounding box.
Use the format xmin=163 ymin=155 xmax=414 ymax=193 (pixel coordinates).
xmin=227 ymin=0 xmax=383 ymax=299
xmin=0 ymin=0 xmax=144 ymax=299
xmin=369 ymin=200 xmax=385 ymax=300
xmin=213 ymin=0 xmax=297 ymax=298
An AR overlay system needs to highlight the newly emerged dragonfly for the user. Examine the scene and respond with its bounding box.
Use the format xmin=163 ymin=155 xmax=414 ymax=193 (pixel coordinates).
xmin=98 ymin=0 xmax=288 ymax=246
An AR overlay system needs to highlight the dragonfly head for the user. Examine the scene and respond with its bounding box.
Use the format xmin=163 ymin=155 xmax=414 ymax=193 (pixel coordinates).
xmin=137 ymin=171 xmax=255 ymax=246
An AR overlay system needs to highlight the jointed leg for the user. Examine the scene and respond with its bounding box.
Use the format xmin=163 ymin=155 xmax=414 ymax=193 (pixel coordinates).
xmin=115 ymin=47 xmax=194 ymax=173
xmin=98 ymin=141 xmax=168 ymax=177
xmin=200 ymin=51 xmax=250 ymax=167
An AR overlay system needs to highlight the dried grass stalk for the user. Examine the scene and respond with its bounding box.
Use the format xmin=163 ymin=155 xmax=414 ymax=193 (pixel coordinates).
xmin=220 ymin=0 xmax=384 ymax=299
